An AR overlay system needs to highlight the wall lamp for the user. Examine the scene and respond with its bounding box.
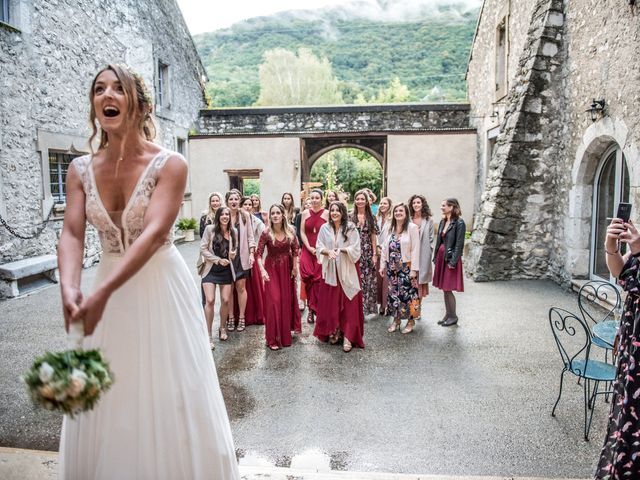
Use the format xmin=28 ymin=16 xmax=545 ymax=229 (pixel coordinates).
xmin=586 ymin=99 xmax=606 ymax=122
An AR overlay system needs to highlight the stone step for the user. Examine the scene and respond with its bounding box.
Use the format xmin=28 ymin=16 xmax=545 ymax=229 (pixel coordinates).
xmin=0 ymin=447 xmax=590 ymax=480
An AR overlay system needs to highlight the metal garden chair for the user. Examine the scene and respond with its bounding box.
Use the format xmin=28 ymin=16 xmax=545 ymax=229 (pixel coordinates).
xmin=577 ymin=280 xmax=621 ymax=361
xmin=549 ymin=307 xmax=616 ymax=440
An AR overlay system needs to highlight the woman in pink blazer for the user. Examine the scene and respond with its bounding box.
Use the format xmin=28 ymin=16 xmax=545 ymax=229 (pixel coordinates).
xmin=379 ymin=203 xmax=421 ymax=334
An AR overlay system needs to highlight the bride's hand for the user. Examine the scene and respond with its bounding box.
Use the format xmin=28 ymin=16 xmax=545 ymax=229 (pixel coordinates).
xmin=61 ymin=286 xmax=83 ymax=332
xmin=73 ymin=288 xmax=110 ymax=336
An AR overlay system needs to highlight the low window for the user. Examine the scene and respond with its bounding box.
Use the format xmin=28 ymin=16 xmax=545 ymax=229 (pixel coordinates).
xmin=49 ymin=151 xmax=79 ymax=203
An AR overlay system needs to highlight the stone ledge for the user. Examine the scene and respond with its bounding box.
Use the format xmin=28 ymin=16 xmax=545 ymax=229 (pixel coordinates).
xmin=0 ymin=255 xmax=58 ymax=280
xmin=0 ymin=448 xmax=590 ymax=480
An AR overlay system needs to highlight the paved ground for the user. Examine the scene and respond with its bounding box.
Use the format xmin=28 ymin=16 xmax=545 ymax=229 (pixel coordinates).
xmin=0 ymin=241 xmax=608 ymax=478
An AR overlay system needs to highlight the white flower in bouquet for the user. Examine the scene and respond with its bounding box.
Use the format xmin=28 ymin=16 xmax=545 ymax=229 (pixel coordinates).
xmin=67 ymin=369 xmax=88 ymax=398
xmin=38 ymin=362 xmax=54 ymax=383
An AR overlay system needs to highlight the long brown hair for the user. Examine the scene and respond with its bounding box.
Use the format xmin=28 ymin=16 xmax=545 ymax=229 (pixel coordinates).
xmin=328 ymin=201 xmax=353 ymax=242
xmin=350 ymin=189 xmax=376 ymax=230
xmin=445 ymin=198 xmax=462 ymax=220
xmin=211 ymin=207 xmax=237 ymax=258
xmin=281 ymin=192 xmax=297 ymax=222
xmin=89 ymin=64 xmax=155 ymax=153
xmin=408 ymin=194 xmax=432 ymax=219
xmin=390 ymin=203 xmax=410 ymax=234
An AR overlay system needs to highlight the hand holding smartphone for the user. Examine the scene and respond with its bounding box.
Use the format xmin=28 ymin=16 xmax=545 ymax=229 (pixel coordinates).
xmin=616 ymin=202 xmax=632 ymax=223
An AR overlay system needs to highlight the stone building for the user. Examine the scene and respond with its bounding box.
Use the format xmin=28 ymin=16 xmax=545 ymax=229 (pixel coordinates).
xmin=0 ymin=0 xmax=206 ymax=269
xmin=466 ymin=0 xmax=639 ymax=284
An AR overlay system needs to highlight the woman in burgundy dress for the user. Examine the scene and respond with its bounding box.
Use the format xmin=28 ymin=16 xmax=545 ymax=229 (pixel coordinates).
xmin=315 ymin=201 xmax=364 ymax=352
xmin=257 ymin=204 xmax=302 ymax=350
xmin=432 ymin=198 xmax=465 ymax=327
xmin=238 ymin=196 xmax=265 ymax=326
xmin=299 ymin=189 xmax=329 ymax=323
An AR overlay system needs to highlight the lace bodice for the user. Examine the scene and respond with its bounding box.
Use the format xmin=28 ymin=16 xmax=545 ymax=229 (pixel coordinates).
xmin=256 ymin=230 xmax=300 ymax=268
xmin=72 ymin=150 xmax=173 ymax=254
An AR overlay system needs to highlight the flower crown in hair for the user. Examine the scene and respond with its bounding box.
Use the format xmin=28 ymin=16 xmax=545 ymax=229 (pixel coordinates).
xmin=114 ymin=64 xmax=153 ymax=109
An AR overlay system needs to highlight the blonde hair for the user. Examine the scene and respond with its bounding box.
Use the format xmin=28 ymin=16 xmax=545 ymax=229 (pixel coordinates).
xmin=89 ymin=64 xmax=155 ymax=153
xmin=376 ymin=196 xmax=393 ymax=222
xmin=205 ymin=192 xmax=223 ymax=221
xmin=267 ymin=204 xmax=295 ymax=242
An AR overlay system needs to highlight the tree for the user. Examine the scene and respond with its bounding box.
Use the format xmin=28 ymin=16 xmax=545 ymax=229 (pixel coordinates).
xmin=370 ymin=77 xmax=411 ymax=103
xmin=255 ymin=48 xmax=344 ymax=106
xmin=310 ymin=148 xmax=382 ymax=200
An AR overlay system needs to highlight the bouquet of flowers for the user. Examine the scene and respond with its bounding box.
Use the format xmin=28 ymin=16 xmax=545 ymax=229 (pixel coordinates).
xmin=23 ymin=323 xmax=114 ymax=417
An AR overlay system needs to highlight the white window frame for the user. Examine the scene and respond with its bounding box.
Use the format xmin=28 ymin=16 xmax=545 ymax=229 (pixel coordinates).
xmin=589 ymin=144 xmax=628 ymax=281
xmin=157 ymin=60 xmax=171 ymax=111
xmin=494 ymin=15 xmax=509 ymax=101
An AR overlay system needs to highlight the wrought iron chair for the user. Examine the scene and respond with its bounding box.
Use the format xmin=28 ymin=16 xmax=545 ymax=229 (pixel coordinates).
xmin=577 ymin=280 xmax=621 ymax=359
xmin=549 ymin=307 xmax=616 ymax=440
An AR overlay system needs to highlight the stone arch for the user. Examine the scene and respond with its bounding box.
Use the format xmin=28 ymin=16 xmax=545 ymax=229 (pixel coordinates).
xmin=566 ymin=116 xmax=639 ymax=278
xmin=301 ymin=136 xmax=387 ymax=194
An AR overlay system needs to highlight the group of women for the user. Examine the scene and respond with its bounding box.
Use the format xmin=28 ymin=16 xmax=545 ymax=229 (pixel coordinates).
xmin=199 ymin=188 xmax=467 ymax=353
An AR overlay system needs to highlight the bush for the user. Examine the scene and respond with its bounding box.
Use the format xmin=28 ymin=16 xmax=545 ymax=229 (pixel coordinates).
xmin=176 ymin=217 xmax=198 ymax=231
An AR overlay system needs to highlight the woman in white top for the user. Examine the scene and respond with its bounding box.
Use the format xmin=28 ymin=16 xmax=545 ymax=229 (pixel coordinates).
xmin=380 ymin=203 xmax=421 ymax=334
xmin=376 ymin=196 xmax=393 ymax=314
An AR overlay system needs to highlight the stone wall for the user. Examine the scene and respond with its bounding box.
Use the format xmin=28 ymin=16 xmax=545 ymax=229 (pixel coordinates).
xmin=466 ymin=0 xmax=568 ymax=281
xmin=466 ymin=0 xmax=640 ymax=283
xmin=197 ymin=104 xmax=472 ymax=136
xmin=0 ymin=0 xmax=205 ymax=266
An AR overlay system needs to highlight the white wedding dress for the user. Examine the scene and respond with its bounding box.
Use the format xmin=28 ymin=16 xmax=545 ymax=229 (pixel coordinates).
xmin=59 ymin=150 xmax=240 ymax=479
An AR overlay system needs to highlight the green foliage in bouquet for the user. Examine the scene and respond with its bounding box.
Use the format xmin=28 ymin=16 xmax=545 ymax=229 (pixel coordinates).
xmin=23 ymin=349 xmax=114 ymax=418
xmin=176 ymin=217 xmax=198 ymax=231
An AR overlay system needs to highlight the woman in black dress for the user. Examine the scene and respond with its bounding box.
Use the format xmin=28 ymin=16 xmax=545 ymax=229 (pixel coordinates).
xmin=200 ymin=206 xmax=239 ymax=344
xmin=595 ymin=217 xmax=640 ymax=478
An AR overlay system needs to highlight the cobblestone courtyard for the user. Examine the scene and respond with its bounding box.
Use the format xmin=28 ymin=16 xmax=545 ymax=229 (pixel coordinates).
xmin=0 ymin=241 xmax=604 ymax=478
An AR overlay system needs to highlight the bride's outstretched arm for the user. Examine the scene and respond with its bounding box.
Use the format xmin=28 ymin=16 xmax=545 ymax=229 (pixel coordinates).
xmin=58 ymin=162 xmax=87 ymax=331
xmin=74 ymin=153 xmax=188 ymax=335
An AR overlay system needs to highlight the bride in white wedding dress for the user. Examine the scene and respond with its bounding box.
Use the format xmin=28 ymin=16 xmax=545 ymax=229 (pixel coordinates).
xmin=57 ymin=64 xmax=240 ymax=479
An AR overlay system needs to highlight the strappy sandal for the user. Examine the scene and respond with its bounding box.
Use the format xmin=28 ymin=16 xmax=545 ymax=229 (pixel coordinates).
xmin=237 ymin=317 xmax=246 ymax=332
xmin=269 ymin=345 xmax=280 ymax=351
xmin=306 ymin=310 xmax=315 ymax=324
xmin=343 ymin=338 xmax=353 ymax=353
xmin=329 ymin=329 xmax=342 ymax=345
xmin=387 ymin=320 xmax=400 ymax=333
xmin=218 ymin=328 xmax=228 ymax=341
xmin=227 ymin=317 xmax=236 ymax=332
xmin=402 ymin=319 xmax=415 ymax=334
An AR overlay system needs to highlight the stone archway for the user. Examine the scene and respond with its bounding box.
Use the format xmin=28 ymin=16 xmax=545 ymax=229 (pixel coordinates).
xmin=566 ymin=117 xmax=638 ymax=279
xmin=301 ymin=136 xmax=386 ymax=194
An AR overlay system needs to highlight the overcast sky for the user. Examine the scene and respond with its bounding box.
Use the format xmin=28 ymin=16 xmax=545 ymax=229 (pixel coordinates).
xmin=175 ymin=0 xmax=483 ymax=35
xmin=176 ymin=0 xmax=344 ymax=34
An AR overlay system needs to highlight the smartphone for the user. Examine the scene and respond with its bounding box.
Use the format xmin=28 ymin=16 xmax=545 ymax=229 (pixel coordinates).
xmin=616 ymin=202 xmax=632 ymax=223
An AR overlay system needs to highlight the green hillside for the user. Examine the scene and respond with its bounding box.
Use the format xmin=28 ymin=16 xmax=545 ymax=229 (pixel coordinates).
xmin=193 ymin=3 xmax=480 ymax=107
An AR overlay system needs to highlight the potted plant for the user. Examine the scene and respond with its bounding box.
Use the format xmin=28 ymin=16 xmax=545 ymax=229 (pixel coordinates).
xmin=176 ymin=217 xmax=198 ymax=242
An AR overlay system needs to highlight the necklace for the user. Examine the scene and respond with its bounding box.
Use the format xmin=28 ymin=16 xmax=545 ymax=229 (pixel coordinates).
xmin=114 ymin=156 xmax=124 ymax=178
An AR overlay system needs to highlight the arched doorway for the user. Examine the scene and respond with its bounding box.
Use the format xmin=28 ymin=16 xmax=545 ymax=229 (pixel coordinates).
xmin=301 ymin=136 xmax=387 ymax=196
xmin=591 ymin=144 xmax=630 ymax=280
xmin=309 ymin=147 xmax=384 ymax=205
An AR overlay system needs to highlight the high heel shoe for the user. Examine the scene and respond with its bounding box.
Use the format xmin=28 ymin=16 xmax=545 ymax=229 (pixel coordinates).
xmin=306 ymin=310 xmax=315 ymax=324
xmin=387 ymin=320 xmax=400 ymax=333
xmin=237 ymin=317 xmax=246 ymax=332
xmin=343 ymin=338 xmax=352 ymax=353
xmin=402 ymin=319 xmax=415 ymax=334
xmin=441 ymin=316 xmax=458 ymax=327
xmin=218 ymin=328 xmax=228 ymax=341
xmin=227 ymin=317 xmax=236 ymax=332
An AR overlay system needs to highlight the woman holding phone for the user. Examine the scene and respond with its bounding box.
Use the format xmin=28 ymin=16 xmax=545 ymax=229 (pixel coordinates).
xmin=594 ymin=205 xmax=640 ymax=478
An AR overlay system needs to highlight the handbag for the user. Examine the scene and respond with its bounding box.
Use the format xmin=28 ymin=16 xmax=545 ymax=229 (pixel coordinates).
xmin=196 ymin=255 xmax=206 ymax=276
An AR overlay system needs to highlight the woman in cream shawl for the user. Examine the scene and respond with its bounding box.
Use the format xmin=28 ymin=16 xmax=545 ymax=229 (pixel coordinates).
xmin=315 ymin=201 xmax=365 ymax=352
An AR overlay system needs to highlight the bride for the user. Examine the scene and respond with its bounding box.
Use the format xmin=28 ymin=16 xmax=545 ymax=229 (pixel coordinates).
xmin=57 ymin=64 xmax=240 ymax=479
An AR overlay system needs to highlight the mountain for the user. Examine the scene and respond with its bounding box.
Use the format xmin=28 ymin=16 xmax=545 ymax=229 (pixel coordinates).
xmin=192 ymin=0 xmax=482 ymax=107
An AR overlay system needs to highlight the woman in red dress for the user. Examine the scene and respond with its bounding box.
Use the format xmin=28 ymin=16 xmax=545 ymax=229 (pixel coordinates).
xmin=315 ymin=201 xmax=364 ymax=352
xmin=299 ymin=189 xmax=329 ymax=323
xmin=432 ymin=198 xmax=465 ymax=327
xmin=257 ymin=204 xmax=301 ymax=350
xmin=238 ymin=196 xmax=265 ymax=326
